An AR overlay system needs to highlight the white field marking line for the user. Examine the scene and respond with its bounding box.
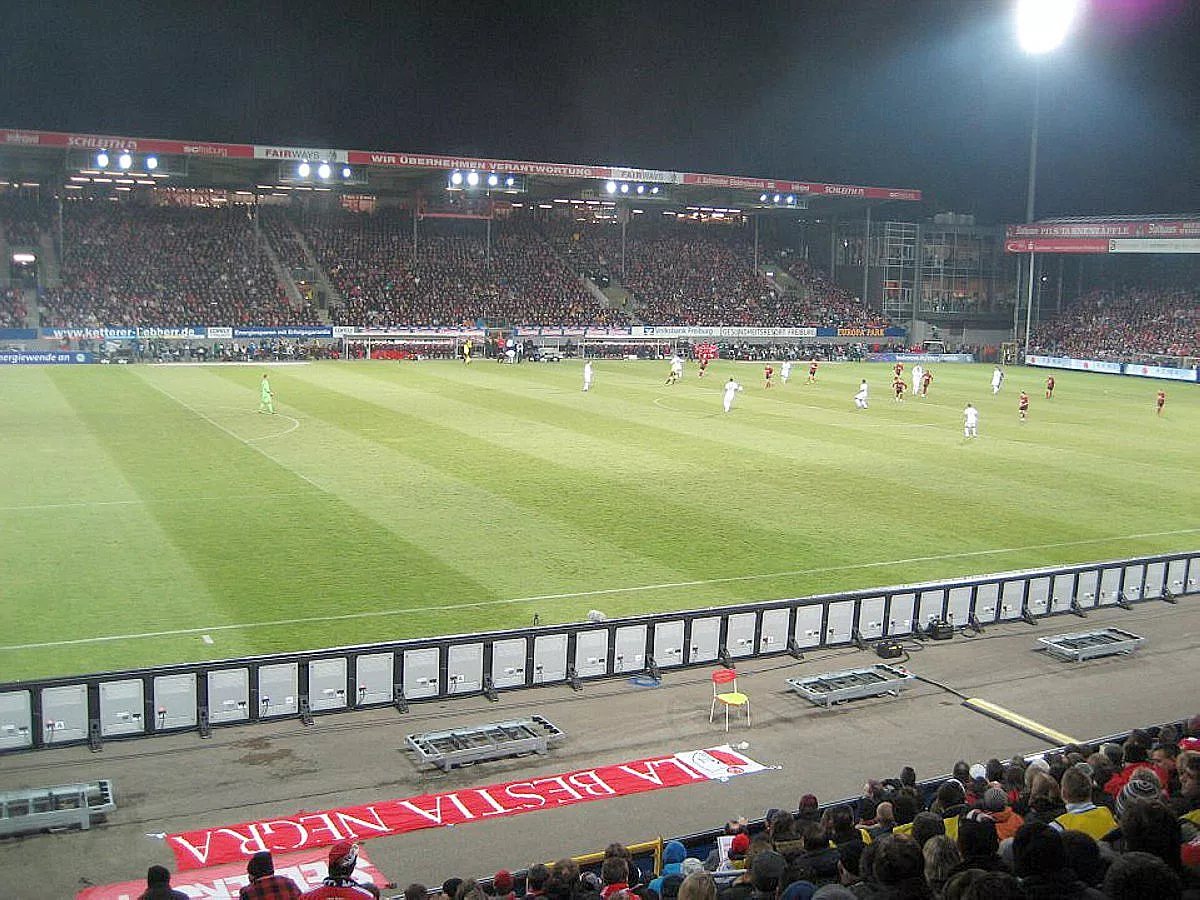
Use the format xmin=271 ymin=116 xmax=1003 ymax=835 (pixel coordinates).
xmin=138 ymin=376 xmax=326 ymax=493
xmin=3 ymin=527 xmax=1197 ymax=652
xmin=245 ymin=414 xmax=301 ymax=443
xmin=0 ymin=491 xmax=321 ymax=513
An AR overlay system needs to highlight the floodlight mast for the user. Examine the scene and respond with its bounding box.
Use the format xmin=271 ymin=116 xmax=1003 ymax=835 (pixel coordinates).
xmin=1017 ymin=0 xmax=1081 ymax=362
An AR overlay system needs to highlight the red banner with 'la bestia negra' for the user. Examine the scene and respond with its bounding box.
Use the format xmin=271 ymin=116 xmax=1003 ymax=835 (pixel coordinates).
xmin=168 ymin=746 xmax=769 ymax=871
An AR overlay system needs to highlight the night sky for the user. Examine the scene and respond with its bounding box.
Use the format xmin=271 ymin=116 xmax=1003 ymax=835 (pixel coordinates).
xmin=2 ymin=0 xmax=1197 ymax=222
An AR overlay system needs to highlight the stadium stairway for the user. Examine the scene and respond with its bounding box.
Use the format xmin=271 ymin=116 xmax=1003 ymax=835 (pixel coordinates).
xmin=256 ymin=222 xmax=305 ymax=306
xmin=289 ymin=219 xmax=344 ymax=311
xmin=37 ymin=231 xmax=61 ymax=289
xmin=0 ymin=229 xmax=8 ymax=288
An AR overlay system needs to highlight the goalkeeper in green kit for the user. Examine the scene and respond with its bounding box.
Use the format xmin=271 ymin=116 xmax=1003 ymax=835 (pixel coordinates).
xmin=259 ymin=373 xmax=275 ymax=414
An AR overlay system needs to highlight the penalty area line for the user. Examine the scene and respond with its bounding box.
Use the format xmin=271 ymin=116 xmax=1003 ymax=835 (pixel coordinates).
xmin=1 ymin=527 xmax=1196 ymax=653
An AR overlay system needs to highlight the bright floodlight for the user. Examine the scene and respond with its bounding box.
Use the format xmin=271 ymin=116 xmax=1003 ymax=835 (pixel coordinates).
xmin=145 ymin=156 xmax=158 ymax=170
xmin=487 ymin=173 xmax=499 ymax=187
xmin=118 ymin=152 xmax=132 ymax=169
xmin=342 ymin=166 xmax=352 ymax=178
xmin=450 ymin=170 xmax=464 ymax=186
xmin=759 ymin=193 xmax=768 ymax=202
xmin=96 ymin=152 xmax=109 ymax=168
xmin=773 ymin=193 xmax=781 ymax=203
xmin=466 ymin=170 xmax=480 ymax=187
xmin=786 ymin=195 xmax=796 ymax=205
xmin=298 ymin=162 xmax=311 ymax=178
xmin=605 ymin=180 xmax=617 ymax=194
xmin=505 ymin=176 xmax=515 ymax=187
xmin=317 ymin=163 xmax=332 ymax=179
xmin=650 ymin=186 xmax=659 ymax=194
xmin=1016 ymin=0 xmax=1081 ymax=54
xmin=619 ymin=183 xmax=629 ymax=194
xmin=636 ymin=184 xmax=645 ymax=194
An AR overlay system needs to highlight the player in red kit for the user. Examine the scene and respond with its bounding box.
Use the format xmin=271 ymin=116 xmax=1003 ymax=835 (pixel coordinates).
xmin=1156 ymin=389 xmax=1166 ymax=415
xmin=1018 ymin=390 xmax=1029 ymax=422
xmin=894 ymin=362 xmax=904 ymax=380
xmin=807 ymin=361 xmax=819 ymax=384
xmin=1045 ymin=375 xmax=1055 ymax=399
xmin=920 ymin=370 xmax=933 ymax=397
xmin=764 ymin=364 xmax=774 ymax=388
xmin=892 ymin=377 xmax=906 ymax=402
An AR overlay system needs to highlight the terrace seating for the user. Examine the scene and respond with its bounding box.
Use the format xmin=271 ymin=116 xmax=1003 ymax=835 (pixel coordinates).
xmin=1031 ymin=287 xmax=1200 ymax=364
xmin=39 ymin=201 xmax=317 ymax=327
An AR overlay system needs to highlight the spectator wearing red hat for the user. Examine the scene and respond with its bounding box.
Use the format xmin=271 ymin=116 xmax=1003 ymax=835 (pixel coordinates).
xmin=492 ymin=870 xmax=516 ymax=900
xmin=300 ymin=841 xmax=377 ymax=898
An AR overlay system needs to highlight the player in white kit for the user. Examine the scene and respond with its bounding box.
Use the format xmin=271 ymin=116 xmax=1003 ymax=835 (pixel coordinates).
xmin=963 ymin=402 xmax=979 ymax=438
xmin=912 ymin=364 xmax=924 ymax=398
xmin=781 ymin=360 xmax=792 ymax=384
xmin=854 ymin=379 xmax=869 ymax=409
xmin=665 ymin=354 xmax=684 ymax=385
xmin=722 ymin=378 xmax=743 ymax=413
xmin=991 ymin=367 xmax=1004 ymax=395
xmin=582 ymin=361 xmax=594 ymax=392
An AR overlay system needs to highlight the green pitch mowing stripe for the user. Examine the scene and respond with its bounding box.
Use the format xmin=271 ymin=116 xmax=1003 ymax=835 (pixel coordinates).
xmin=0 ymin=361 xmax=1196 ymax=681
xmin=0 ymin=367 xmax=495 ymax=680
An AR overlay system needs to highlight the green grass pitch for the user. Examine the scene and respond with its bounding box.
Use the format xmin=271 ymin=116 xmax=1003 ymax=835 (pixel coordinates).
xmin=0 ymin=359 xmax=1195 ymax=682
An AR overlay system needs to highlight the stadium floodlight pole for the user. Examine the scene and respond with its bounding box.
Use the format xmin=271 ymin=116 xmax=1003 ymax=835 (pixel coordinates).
xmin=1016 ymin=0 xmax=1082 ymax=361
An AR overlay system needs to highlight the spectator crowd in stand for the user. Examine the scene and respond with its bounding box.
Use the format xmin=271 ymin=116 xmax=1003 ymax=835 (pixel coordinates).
xmin=136 ymin=717 xmax=1200 ymax=899
xmin=0 ymin=287 xmax=28 ymax=327
xmin=301 ymin=210 xmax=626 ymax=328
xmin=1031 ymin=287 xmax=1200 ymax=365
xmin=40 ymin=201 xmax=317 ymax=327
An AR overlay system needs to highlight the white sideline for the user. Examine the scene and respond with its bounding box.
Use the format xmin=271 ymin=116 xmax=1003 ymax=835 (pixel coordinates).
xmin=1 ymin=527 xmax=1195 ymax=653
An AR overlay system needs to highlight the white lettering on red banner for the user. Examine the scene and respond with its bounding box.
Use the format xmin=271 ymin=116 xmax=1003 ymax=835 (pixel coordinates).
xmin=167 ymin=745 xmax=768 ymax=870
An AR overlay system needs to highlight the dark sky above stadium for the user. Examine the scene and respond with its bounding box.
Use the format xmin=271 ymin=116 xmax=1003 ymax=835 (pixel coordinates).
xmin=2 ymin=0 xmax=1197 ymax=223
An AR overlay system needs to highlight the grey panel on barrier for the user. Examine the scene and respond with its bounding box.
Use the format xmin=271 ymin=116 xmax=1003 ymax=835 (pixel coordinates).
xmin=947 ymin=587 xmax=973 ymax=625
xmin=917 ymin=590 xmax=945 ymax=629
xmin=726 ymin=613 xmax=756 ymax=658
xmin=826 ymin=600 xmax=855 ymax=644
xmin=858 ymin=598 xmax=886 ymax=640
xmin=1143 ymin=561 xmax=1165 ymax=599
xmin=688 ymin=617 xmax=721 ymax=662
xmin=153 ymin=674 xmax=197 ymax=730
xmin=1027 ymin=577 xmax=1051 ymax=616
xmin=307 ymin=659 xmax=348 ymax=712
xmin=1076 ymin=571 xmax=1099 ymax=609
xmin=403 ymin=648 xmax=440 ymax=699
xmin=793 ymin=605 xmax=823 ymax=648
xmin=259 ymin=663 xmax=299 ymax=717
xmin=1099 ymin=568 xmax=1122 ymax=605
xmin=1188 ymin=556 xmax=1200 ymax=593
xmin=447 ymin=644 xmax=483 ymax=694
xmin=354 ymin=653 xmax=394 ymax=705
xmin=887 ymin=593 xmax=915 ymax=635
xmin=0 ymin=691 xmax=33 ymax=750
xmin=490 ymin=638 xmax=527 ymax=689
xmin=208 ymin=669 xmax=250 ymax=724
xmin=533 ymin=634 xmax=567 ymax=684
xmin=613 ymin=625 xmax=647 ymax=674
xmin=99 ymin=679 xmax=145 ymax=737
xmin=42 ymin=684 xmax=88 ymax=744
xmin=1051 ymin=573 xmax=1077 ymax=613
xmin=998 ymin=581 xmax=1025 ymax=620
xmin=573 ymin=630 xmax=608 ymax=678
xmin=1122 ymin=564 xmax=1145 ymax=601
xmin=758 ymin=608 xmax=790 ymax=653
xmin=652 ymin=621 xmax=685 ymax=668
xmin=974 ymin=583 xmax=1000 ymax=622
xmin=1166 ymin=559 xmax=1189 ymax=596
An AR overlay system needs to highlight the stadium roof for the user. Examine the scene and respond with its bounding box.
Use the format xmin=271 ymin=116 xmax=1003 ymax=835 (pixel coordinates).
xmin=0 ymin=126 xmax=922 ymax=214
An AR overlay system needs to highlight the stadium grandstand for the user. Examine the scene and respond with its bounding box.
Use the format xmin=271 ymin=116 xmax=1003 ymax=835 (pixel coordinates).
xmin=1 ymin=127 xmax=1199 ymax=900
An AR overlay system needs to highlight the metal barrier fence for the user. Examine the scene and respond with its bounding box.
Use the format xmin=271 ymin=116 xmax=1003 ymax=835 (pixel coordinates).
xmin=2 ymin=551 xmax=1196 ymax=754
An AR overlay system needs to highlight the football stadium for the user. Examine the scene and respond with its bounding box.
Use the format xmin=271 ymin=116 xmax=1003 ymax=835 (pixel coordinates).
xmin=1 ymin=3 xmax=1199 ymax=898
